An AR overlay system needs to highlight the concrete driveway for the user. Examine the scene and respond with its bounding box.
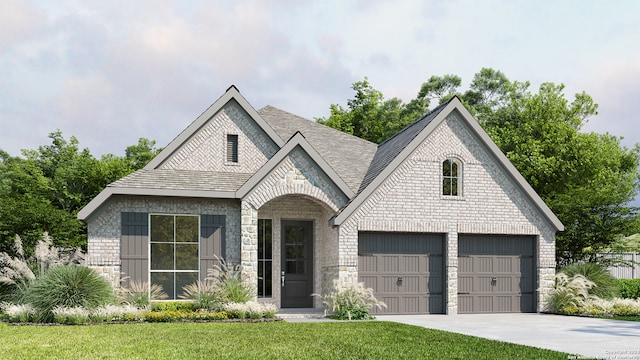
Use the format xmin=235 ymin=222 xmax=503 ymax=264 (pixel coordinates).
xmin=376 ymin=313 xmax=640 ymax=359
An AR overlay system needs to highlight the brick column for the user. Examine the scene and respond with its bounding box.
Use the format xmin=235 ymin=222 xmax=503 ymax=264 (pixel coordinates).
xmin=446 ymin=225 xmax=458 ymax=314
xmin=241 ymin=200 xmax=258 ymax=298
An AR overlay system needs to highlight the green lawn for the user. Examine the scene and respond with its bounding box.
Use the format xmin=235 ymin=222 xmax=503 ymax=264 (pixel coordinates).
xmin=0 ymin=321 xmax=568 ymax=359
xmin=607 ymin=315 xmax=640 ymax=322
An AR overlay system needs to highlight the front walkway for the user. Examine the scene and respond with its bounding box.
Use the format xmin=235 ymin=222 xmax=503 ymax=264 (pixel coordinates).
xmin=376 ymin=313 xmax=640 ymax=359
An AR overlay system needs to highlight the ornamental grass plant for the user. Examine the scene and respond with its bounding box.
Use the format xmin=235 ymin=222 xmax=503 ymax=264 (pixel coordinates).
xmin=117 ymin=280 xmax=168 ymax=308
xmin=23 ymin=265 xmax=114 ymax=322
xmin=559 ymin=262 xmax=618 ymax=299
xmin=314 ymin=280 xmax=386 ymax=320
xmin=205 ymin=257 xmax=254 ymax=304
xmin=179 ymin=280 xmax=219 ymax=309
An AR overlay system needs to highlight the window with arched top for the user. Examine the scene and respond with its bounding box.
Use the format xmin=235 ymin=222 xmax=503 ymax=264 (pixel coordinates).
xmin=442 ymin=159 xmax=461 ymax=196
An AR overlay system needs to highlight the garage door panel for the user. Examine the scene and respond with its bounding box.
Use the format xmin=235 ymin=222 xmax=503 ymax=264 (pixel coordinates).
xmin=494 ymin=277 xmax=513 ymax=292
xmin=458 ymin=256 xmax=473 ymax=272
xmin=382 ymin=256 xmax=399 ymax=272
xmin=459 ymin=276 xmax=473 ymax=293
xmin=476 ymin=257 xmax=493 ymax=273
xmin=359 ymin=275 xmax=377 ymax=290
xmin=494 ymin=257 xmax=514 ymax=273
xmin=358 ymin=255 xmax=377 ymax=272
xmin=402 ymin=255 xmax=421 ymax=272
xmin=380 ymin=297 xmax=399 ymax=314
xmin=359 ymin=232 xmax=444 ymax=315
xmin=459 ymin=235 xmax=536 ymax=313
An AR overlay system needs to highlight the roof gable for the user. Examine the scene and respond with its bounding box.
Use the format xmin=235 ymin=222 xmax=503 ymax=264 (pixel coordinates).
xmin=258 ymin=106 xmax=377 ymax=193
xmin=237 ymin=131 xmax=355 ymax=200
xmin=357 ymin=98 xmax=452 ymax=193
xmin=332 ymin=97 xmax=564 ymax=231
xmin=145 ymin=86 xmax=285 ymax=170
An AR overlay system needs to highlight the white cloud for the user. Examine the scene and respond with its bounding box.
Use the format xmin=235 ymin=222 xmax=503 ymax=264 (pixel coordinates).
xmin=0 ymin=0 xmax=639 ymax=159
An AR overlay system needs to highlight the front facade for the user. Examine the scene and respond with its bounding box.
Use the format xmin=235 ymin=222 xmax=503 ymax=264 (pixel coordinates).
xmin=79 ymin=86 xmax=563 ymax=314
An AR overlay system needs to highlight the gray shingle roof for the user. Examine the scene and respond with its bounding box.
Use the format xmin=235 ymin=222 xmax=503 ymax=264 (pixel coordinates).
xmin=258 ymin=106 xmax=378 ymax=193
xmin=358 ymin=98 xmax=453 ymax=193
xmin=109 ymin=169 xmax=252 ymax=192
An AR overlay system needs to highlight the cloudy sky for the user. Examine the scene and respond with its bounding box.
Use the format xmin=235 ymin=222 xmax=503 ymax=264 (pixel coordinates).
xmin=2 ymin=0 xmax=639 ymax=161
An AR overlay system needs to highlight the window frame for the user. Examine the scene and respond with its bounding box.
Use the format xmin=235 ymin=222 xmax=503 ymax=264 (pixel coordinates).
xmin=149 ymin=214 xmax=200 ymax=300
xmin=442 ymin=158 xmax=463 ymax=198
xmin=257 ymin=218 xmax=273 ymax=298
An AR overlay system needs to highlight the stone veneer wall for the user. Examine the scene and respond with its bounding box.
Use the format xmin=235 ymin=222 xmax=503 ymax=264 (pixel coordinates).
xmin=258 ymin=196 xmax=337 ymax=309
xmin=240 ymin=148 xmax=348 ymax=307
xmin=338 ymin=112 xmax=557 ymax=314
xmin=159 ymin=101 xmax=278 ymax=173
xmin=86 ymin=196 xmax=241 ymax=285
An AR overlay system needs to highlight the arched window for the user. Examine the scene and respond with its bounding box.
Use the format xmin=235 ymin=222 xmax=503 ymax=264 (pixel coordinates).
xmin=442 ymin=159 xmax=461 ymax=196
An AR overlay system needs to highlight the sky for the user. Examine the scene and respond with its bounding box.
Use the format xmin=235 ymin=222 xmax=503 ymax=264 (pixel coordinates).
xmin=1 ymin=1 xmax=639 ymax=164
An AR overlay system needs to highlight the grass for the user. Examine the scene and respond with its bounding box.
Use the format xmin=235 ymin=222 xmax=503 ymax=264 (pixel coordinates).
xmin=0 ymin=321 xmax=568 ymax=359
xmin=605 ymin=315 xmax=640 ymax=322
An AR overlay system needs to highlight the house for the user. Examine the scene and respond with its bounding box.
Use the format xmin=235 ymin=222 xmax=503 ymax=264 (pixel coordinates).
xmin=78 ymin=85 xmax=563 ymax=314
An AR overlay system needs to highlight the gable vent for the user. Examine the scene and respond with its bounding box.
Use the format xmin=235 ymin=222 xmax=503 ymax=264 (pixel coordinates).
xmin=227 ymin=134 xmax=238 ymax=163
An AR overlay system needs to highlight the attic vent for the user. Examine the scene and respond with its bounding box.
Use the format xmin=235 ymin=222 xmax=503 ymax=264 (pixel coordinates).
xmin=227 ymin=134 xmax=238 ymax=163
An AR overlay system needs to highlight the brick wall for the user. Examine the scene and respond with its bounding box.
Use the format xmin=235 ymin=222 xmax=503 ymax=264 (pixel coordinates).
xmin=86 ymin=196 xmax=241 ymax=284
xmin=159 ymin=101 xmax=278 ymax=173
xmin=340 ymin=112 xmax=557 ymax=313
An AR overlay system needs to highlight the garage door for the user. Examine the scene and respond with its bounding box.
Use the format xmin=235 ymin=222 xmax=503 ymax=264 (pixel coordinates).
xmin=458 ymin=235 xmax=535 ymax=313
xmin=358 ymin=232 xmax=444 ymax=314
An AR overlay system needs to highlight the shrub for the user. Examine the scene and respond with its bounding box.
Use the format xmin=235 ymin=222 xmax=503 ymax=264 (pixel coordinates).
xmin=206 ymin=257 xmax=254 ymax=304
xmin=89 ymin=304 xmax=145 ymax=323
xmin=180 ymin=280 xmax=220 ymax=309
xmin=617 ymin=279 xmax=640 ymax=299
xmin=559 ymin=262 xmax=618 ymax=299
xmin=313 ymin=280 xmax=386 ymax=320
xmin=222 ymin=301 xmax=276 ymax=319
xmin=52 ymin=306 xmax=90 ymax=325
xmin=118 ymin=281 xmax=167 ymax=307
xmin=578 ymin=298 xmax=640 ymax=316
xmin=151 ymin=301 xmax=197 ymax=312
xmin=0 ymin=302 xmax=36 ymax=323
xmin=141 ymin=309 xmax=228 ymax=322
xmin=24 ymin=265 xmax=114 ymax=322
xmin=223 ymin=302 xmax=247 ymax=319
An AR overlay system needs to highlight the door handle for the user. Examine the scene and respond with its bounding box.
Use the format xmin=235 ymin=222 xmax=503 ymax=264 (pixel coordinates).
xmin=491 ymin=277 xmax=497 ymax=286
xmin=397 ymin=277 xmax=403 ymax=286
xmin=281 ymin=271 xmax=285 ymax=288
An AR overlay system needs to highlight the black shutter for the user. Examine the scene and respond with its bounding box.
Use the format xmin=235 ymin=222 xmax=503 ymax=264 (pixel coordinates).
xmin=200 ymin=215 xmax=226 ymax=281
xmin=121 ymin=212 xmax=149 ymax=287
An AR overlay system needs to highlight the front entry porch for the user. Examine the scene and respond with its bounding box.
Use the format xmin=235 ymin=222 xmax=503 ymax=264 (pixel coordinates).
xmin=242 ymin=195 xmax=339 ymax=309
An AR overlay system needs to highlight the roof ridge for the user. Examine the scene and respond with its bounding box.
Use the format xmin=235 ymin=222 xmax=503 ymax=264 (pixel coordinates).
xmin=258 ymin=105 xmax=377 ymax=147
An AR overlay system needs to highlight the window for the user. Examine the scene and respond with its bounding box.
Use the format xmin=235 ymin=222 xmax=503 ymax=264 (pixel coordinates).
xmin=227 ymin=134 xmax=238 ymax=163
xmin=257 ymin=219 xmax=272 ymax=298
xmin=150 ymin=214 xmax=199 ymax=300
xmin=442 ymin=159 xmax=461 ymax=196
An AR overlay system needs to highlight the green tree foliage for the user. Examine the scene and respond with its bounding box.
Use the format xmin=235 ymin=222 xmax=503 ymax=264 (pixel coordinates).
xmin=0 ymin=132 xmax=161 ymax=257
xmin=317 ymin=78 xmax=429 ymax=143
xmin=319 ymin=69 xmax=640 ymax=265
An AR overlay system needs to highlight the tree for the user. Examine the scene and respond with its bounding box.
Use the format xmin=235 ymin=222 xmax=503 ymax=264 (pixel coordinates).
xmin=317 ymin=78 xmax=429 ymax=143
xmin=319 ymin=69 xmax=640 ymax=265
xmin=0 ymin=132 xmax=161 ymax=257
xmin=124 ymin=138 xmax=162 ymax=170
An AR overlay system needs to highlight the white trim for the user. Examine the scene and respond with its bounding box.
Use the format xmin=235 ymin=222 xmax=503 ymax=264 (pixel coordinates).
xmin=148 ymin=213 xmax=201 ymax=300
